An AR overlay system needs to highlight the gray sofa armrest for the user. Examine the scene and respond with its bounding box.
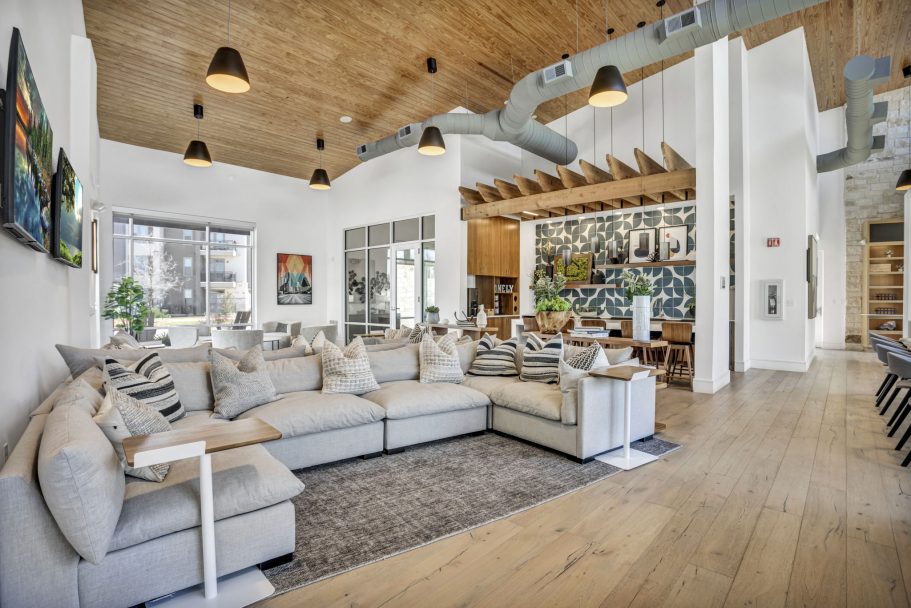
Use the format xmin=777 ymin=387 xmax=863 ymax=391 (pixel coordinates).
xmin=0 ymin=415 xmax=80 ymax=607
xmin=575 ymin=372 xmax=656 ymax=460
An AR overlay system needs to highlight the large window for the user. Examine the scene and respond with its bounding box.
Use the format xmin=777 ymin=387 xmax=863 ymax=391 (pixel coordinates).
xmin=113 ymin=211 xmax=255 ymax=329
xmin=343 ymin=215 xmax=434 ymax=343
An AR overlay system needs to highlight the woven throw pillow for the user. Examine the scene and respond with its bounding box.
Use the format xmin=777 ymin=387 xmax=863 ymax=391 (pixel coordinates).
xmin=520 ymin=333 xmax=563 ymax=384
xmin=565 ymin=344 xmax=609 ymax=370
xmin=468 ymin=334 xmax=519 ymax=376
xmin=210 ymin=347 xmax=278 ymax=419
xmin=384 ymin=326 xmax=412 ymax=341
xmin=103 ymin=353 xmax=185 ymax=422
xmin=290 ymin=333 xmax=314 ymax=355
xmin=321 ymin=337 xmax=380 ymax=395
xmin=408 ymin=324 xmax=432 ymax=343
xmin=94 ymin=387 xmax=172 ymax=481
xmin=419 ymin=334 xmax=464 ymax=384
xmin=310 ymin=330 xmax=328 ymax=350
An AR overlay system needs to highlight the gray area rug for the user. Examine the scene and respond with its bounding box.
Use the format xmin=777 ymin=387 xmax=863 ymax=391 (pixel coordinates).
xmin=264 ymin=432 xmax=679 ymax=594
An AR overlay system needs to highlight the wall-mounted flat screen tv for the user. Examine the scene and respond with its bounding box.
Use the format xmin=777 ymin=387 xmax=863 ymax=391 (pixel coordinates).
xmin=2 ymin=28 xmax=54 ymax=251
xmin=51 ymin=149 xmax=83 ymax=267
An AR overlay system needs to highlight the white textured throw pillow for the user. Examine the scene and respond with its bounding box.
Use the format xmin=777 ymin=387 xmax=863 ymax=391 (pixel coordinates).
xmin=290 ymin=334 xmax=314 ymax=354
xmin=520 ymin=333 xmax=563 ymax=384
xmin=321 ymin=337 xmax=380 ymax=395
xmin=209 ymin=347 xmax=278 ymax=419
xmin=310 ymin=330 xmax=328 ymax=350
xmin=94 ymin=388 xmax=172 ymax=481
xmin=419 ymin=334 xmax=464 ymax=384
xmin=604 ymin=346 xmax=634 ymax=365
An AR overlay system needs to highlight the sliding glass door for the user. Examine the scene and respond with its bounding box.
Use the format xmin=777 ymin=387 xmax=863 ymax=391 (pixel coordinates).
xmin=393 ymin=244 xmax=420 ymax=328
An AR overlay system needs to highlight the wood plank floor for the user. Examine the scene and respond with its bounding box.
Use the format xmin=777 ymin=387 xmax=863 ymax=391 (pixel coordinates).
xmin=260 ymin=350 xmax=911 ymax=608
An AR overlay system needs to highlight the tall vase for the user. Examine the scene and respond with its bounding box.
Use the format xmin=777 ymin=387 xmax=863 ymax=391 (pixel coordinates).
xmin=632 ymin=295 xmax=651 ymax=342
xmin=476 ymin=304 xmax=488 ymax=328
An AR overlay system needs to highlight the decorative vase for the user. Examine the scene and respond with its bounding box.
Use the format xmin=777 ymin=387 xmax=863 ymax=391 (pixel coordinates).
xmin=535 ymin=310 xmax=572 ymax=334
xmin=476 ymin=305 xmax=488 ymax=328
xmin=427 ymin=312 xmax=440 ymax=324
xmin=631 ymin=295 xmax=651 ymax=342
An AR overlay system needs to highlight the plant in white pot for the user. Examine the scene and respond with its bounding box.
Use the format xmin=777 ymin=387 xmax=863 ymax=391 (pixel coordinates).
xmin=531 ymin=269 xmax=572 ymax=333
xmin=425 ymin=305 xmax=440 ymax=324
xmin=621 ymin=269 xmax=655 ymax=342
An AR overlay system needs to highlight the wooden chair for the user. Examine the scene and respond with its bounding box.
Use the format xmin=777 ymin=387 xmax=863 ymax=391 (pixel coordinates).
xmin=522 ymin=315 xmax=539 ymax=333
xmin=620 ymin=320 xmax=632 ymax=338
xmin=662 ymin=322 xmax=694 ymax=387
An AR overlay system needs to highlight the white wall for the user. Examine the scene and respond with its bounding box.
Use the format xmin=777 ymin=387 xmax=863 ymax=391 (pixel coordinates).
xmin=99 ymin=140 xmax=330 ymax=330
xmin=0 ymin=0 xmax=99 ymax=458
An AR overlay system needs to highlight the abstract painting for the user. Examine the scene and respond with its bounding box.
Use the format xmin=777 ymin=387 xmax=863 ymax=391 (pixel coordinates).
xmin=278 ymin=253 xmax=313 ymax=305
xmin=660 ymin=226 xmax=688 ymax=261
xmin=3 ymin=29 xmax=54 ymax=251
xmin=51 ymin=149 xmax=83 ymax=267
xmin=628 ymin=228 xmax=656 ymax=263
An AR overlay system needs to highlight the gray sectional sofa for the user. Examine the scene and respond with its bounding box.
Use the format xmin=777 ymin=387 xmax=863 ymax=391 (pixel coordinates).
xmin=0 ymin=339 xmax=655 ymax=607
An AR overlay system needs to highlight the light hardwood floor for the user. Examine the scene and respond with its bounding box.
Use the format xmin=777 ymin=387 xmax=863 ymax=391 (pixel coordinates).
xmin=260 ymin=350 xmax=911 ymax=608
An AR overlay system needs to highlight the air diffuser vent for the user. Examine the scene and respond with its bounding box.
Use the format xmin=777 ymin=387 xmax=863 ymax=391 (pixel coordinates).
xmin=658 ymin=7 xmax=702 ymax=43
xmin=542 ymin=60 xmax=573 ymax=85
xmin=398 ymin=125 xmax=412 ymax=138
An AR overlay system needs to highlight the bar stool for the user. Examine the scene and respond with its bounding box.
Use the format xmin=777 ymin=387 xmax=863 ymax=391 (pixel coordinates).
xmin=662 ymin=322 xmax=694 ymax=387
xmin=873 ymin=342 xmax=907 ymax=408
xmin=885 ymin=352 xmax=911 ymax=434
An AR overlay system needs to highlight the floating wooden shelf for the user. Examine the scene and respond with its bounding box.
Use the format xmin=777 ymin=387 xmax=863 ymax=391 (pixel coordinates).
xmin=870 ymin=257 xmax=903 ymax=261
xmin=600 ymin=260 xmax=696 ymax=270
xmin=870 ymin=271 xmax=905 ymax=275
xmin=564 ymin=284 xmax=621 ymax=289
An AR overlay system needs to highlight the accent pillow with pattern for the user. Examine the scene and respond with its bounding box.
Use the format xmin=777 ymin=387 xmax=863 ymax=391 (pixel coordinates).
xmin=408 ymin=324 xmax=431 ymax=343
xmin=290 ymin=333 xmax=314 ymax=355
xmin=103 ymin=353 xmax=185 ymax=422
xmin=565 ymin=343 xmax=609 ymax=371
xmin=310 ymin=330 xmax=328 ymax=350
xmin=520 ymin=333 xmax=563 ymax=384
xmin=209 ymin=346 xmax=278 ymax=419
xmin=94 ymin=387 xmax=172 ymax=481
xmin=468 ymin=334 xmax=519 ymax=376
xmin=321 ymin=337 xmax=380 ymax=395
xmin=419 ymin=334 xmax=464 ymax=384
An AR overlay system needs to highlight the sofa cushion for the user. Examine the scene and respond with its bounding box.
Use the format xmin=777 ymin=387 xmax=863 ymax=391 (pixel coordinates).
xmin=102 ymin=353 xmax=185 ymax=422
xmin=264 ymin=354 xmax=323 ymax=394
xmin=214 ymin=345 xmax=311 ymax=361
xmin=56 ymin=343 xmax=210 ymax=378
xmin=361 ymin=380 xmax=489 ymax=419
xmin=462 ymin=374 xmax=521 ymax=397
xmin=467 ymin=335 xmax=519 ymax=376
xmin=38 ymin=406 xmax=125 ymax=564
xmin=172 ymin=410 xmax=227 ymax=431
xmin=457 ymin=340 xmax=478 ymax=373
xmin=419 ymin=334 xmax=464 ymax=384
xmin=322 ymin=338 xmax=380 ymax=395
xmin=94 ymin=388 xmax=173 ymax=482
xmin=238 ymin=391 xmax=386 ymax=437
xmin=164 ymin=361 xmax=213 ymax=412
xmin=367 ymin=343 xmax=419 ymax=382
xmin=210 ymin=348 xmax=278 ymax=419
xmin=108 ymin=444 xmax=304 ymax=552
xmin=490 ymin=381 xmax=562 ymax=422
xmin=604 ymin=347 xmax=634 ymax=365
xmin=520 ymin=333 xmax=563 ymax=384
xmin=52 ymin=378 xmax=104 ymax=416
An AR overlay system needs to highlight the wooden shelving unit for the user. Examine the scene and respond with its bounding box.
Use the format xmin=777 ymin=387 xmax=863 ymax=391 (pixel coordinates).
xmin=862 ymin=219 xmax=905 ymax=348
xmin=600 ymin=260 xmax=695 ymax=270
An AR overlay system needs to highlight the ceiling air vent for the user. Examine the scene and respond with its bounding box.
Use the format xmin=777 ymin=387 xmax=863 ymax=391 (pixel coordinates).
xmin=542 ymin=59 xmax=573 ymax=86
xmin=658 ymin=7 xmax=702 ymax=44
xmin=356 ymin=144 xmax=368 ymax=159
xmin=398 ymin=125 xmax=412 ymax=138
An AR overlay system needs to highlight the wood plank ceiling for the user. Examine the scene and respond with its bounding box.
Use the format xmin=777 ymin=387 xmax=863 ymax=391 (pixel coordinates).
xmin=83 ymin=0 xmax=911 ymax=183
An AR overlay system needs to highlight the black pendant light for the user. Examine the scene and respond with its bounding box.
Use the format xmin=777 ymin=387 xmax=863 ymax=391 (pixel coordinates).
xmin=206 ymin=0 xmax=250 ymax=93
xmin=183 ymin=104 xmax=212 ymax=167
xmin=309 ymin=138 xmax=331 ymax=190
xmin=419 ymin=57 xmax=446 ymax=156
xmin=589 ymin=0 xmax=628 ymax=108
xmin=896 ymin=66 xmax=911 ymax=191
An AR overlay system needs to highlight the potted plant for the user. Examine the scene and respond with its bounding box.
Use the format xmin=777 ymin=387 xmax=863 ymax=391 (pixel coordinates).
xmin=102 ymin=277 xmax=151 ymax=338
xmin=621 ymin=269 xmax=655 ymax=342
xmin=531 ymin=269 xmax=572 ymax=333
xmin=425 ymin=305 xmax=440 ymax=324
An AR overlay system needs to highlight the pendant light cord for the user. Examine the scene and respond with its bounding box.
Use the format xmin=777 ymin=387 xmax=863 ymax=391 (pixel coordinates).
xmin=660 ymin=3 xmax=665 ymax=159
xmin=227 ymin=0 xmax=232 ymax=45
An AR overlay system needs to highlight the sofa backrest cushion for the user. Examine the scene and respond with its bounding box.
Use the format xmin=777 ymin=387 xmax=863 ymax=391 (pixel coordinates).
xmin=52 ymin=378 xmax=104 ymax=416
xmin=38 ymin=406 xmax=125 ymax=565
xmin=266 ymin=354 xmax=323 ymax=393
xmin=368 ymin=344 xmax=420 ymax=383
xmin=457 ymin=339 xmax=479 ymax=373
xmin=213 ymin=345 xmax=311 ymax=362
xmin=159 ymin=361 xmax=214 ymax=411
xmin=56 ymin=343 xmax=211 ymax=377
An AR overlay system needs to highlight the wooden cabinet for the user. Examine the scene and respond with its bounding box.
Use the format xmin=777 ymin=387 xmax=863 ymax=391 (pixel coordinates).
xmin=468 ymin=217 xmax=520 ymax=278
xmin=862 ymin=219 xmax=905 ymax=348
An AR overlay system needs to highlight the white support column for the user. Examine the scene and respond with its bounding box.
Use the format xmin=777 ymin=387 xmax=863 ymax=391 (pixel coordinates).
xmin=905 ymin=192 xmax=911 ymax=339
xmin=729 ymin=38 xmax=751 ymax=372
xmin=693 ymin=38 xmax=732 ymax=394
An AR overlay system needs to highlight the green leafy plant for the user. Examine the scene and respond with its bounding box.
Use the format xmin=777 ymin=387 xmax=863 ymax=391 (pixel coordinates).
xmin=621 ymin=269 xmax=655 ymax=301
xmin=102 ymin=278 xmax=151 ymax=337
xmin=425 ymin=305 xmax=439 ymax=313
xmin=531 ymin=269 xmax=571 ymax=312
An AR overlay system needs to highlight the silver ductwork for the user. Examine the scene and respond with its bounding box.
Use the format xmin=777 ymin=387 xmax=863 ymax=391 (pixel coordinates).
xmin=817 ymin=55 xmax=891 ymax=173
xmin=357 ymin=0 xmax=826 ymax=164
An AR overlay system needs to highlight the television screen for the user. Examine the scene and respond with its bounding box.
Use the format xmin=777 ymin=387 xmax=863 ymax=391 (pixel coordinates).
xmin=2 ymin=28 xmax=54 ymax=252
xmin=52 ymin=149 xmax=83 ymax=267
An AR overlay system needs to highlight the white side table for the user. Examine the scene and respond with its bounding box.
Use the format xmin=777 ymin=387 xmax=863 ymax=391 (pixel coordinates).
xmin=124 ymin=419 xmax=282 ymax=607
xmin=589 ymin=366 xmax=665 ymax=470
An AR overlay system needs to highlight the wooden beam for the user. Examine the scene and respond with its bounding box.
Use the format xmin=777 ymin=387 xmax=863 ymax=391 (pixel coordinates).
xmin=578 ymin=160 xmax=619 ymax=209
xmin=461 ymin=169 xmax=696 ymax=220
xmin=606 ymin=155 xmax=652 ymax=205
xmin=661 ymin=141 xmax=693 ymax=171
xmin=556 ymin=166 xmax=587 ymax=188
xmin=494 ymin=179 xmax=522 ymax=200
xmin=634 ymin=148 xmax=685 ymax=201
xmin=476 ymin=182 xmax=503 ymax=203
xmin=514 ymin=174 xmax=566 ymax=217
xmin=535 ymin=170 xmax=565 ymax=193
xmin=458 ymin=186 xmax=485 ymax=206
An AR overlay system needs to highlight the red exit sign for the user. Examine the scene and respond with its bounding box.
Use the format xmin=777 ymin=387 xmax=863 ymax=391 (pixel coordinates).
xmin=767 ymin=238 xmax=781 ymax=247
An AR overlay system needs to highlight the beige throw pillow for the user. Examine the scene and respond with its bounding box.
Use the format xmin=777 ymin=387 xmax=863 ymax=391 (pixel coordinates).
xmin=321 ymin=337 xmax=380 ymax=395
xmin=290 ymin=333 xmax=314 ymax=354
xmin=419 ymin=334 xmax=464 ymax=384
xmin=209 ymin=347 xmax=278 ymax=419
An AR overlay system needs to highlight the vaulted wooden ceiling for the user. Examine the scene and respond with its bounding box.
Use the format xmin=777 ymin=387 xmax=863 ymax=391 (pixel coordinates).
xmin=83 ymin=0 xmax=910 ymax=183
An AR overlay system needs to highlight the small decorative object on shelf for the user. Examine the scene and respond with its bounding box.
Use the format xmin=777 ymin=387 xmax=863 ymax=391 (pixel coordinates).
xmin=476 ymin=304 xmax=488 ymax=328
xmin=454 ymin=311 xmax=476 ymax=327
xmin=621 ymin=269 xmax=655 ymax=342
xmin=885 ymin=248 xmax=894 ymax=257
xmin=879 ymin=321 xmax=897 ymax=331
xmin=591 ymin=269 xmax=606 ymax=284
xmin=425 ymin=306 xmax=440 ymax=324
xmin=646 ymin=250 xmax=661 ymax=263
xmin=899 ymin=263 xmax=905 ymax=272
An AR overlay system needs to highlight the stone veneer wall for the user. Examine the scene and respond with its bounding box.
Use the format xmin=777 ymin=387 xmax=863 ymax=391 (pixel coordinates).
xmin=845 ymin=87 xmax=910 ymax=346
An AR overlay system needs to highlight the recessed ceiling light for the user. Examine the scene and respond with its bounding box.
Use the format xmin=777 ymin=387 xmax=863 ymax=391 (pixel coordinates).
xmin=339 ymin=115 xmax=353 ymax=124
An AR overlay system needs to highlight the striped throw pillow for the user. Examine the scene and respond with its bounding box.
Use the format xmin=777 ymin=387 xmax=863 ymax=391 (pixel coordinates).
xmin=520 ymin=333 xmax=563 ymax=384
xmin=103 ymin=353 xmax=185 ymax=422
xmin=321 ymin=337 xmax=381 ymax=395
xmin=565 ymin=344 xmax=607 ymax=371
xmin=419 ymin=334 xmax=464 ymax=384
xmin=408 ymin=325 xmax=431 ymax=343
xmin=468 ymin=334 xmax=519 ymax=376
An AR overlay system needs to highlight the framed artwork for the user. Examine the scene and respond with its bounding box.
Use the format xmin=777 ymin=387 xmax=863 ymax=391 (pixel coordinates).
xmin=2 ymin=28 xmax=54 ymax=251
xmin=807 ymin=235 xmax=818 ymax=319
xmin=554 ymin=252 xmax=592 ymax=285
xmin=660 ymin=226 xmax=688 ymax=261
xmin=51 ymin=149 xmax=83 ymax=267
xmin=277 ymin=253 xmax=313 ymax=305
xmin=761 ymin=279 xmax=784 ymax=320
xmin=628 ymin=228 xmax=656 ymax=263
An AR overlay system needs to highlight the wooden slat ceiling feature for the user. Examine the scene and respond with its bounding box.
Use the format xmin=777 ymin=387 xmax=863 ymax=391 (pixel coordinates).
xmin=83 ymin=0 xmax=911 ymax=182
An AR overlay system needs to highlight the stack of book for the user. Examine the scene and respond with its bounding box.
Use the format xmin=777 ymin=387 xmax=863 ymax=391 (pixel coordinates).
xmin=569 ymin=327 xmax=611 ymax=338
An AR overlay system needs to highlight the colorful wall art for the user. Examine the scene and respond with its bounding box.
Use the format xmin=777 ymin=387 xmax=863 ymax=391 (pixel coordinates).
xmin=277 ymin=253 xmax=313 ymax=305
xmin=52 ymin=149 xmax=83 ymax=267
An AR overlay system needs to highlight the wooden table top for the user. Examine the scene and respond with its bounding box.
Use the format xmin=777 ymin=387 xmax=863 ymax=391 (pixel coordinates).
xmin=430 ymin=324 xmax=498 ymax=333
xmin=541 ymin=332 xmax=669 ymax=348
xmin=589 ymin=366 xmax=667 ymax=381
xmin=123 ymin=418 xmax=281 ymax=466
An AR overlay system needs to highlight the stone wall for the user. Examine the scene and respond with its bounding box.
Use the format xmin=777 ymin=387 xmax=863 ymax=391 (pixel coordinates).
xmin=844 ymin=87 xmax=910 ymax=346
